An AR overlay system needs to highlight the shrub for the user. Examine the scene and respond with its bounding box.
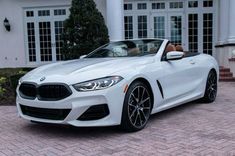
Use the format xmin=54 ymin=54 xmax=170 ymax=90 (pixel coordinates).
xmin=10 ymin=74 xmax=25 ymax=91
xmin=62 ymin=0 xmax=109 ymax=60
xmin=0 ymin=77 xmax=7 ymax=97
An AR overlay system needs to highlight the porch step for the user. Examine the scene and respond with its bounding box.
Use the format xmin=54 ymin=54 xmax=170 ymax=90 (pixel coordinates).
xmin=220 ymin=72 xmax=233 ymax=77
xmin=220 ymin=68 xmax=230 ymax=72
xmin=229 ymin=58 xmax=235 ymax=62
xmin=219 ymin=77 xmax=235 ymax=82
xmin=219 ymin=66 xmax=235 ymax=82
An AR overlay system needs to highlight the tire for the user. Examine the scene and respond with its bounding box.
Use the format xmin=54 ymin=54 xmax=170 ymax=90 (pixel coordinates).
xmin=202 ymin=70 xmax=218 ymax=103
xmin=121 ymin=81 xmax=152 ymax=132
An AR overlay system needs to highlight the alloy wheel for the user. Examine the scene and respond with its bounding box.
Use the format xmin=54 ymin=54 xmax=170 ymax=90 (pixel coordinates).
xmin=207 ymin=71 xmax=217 ymax=101
xmin=127 ymin=86 xmax=151 ymax=129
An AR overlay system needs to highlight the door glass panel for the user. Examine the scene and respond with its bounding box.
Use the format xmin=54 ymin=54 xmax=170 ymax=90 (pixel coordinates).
xmin=203 ymin=0 xmax=213 ymax=7
xmin=188 ymin=14 xmax=198 ymax=52
xmin=203 ymin=13 xmax=213 ymax=55
xmin=124 ymin=16 xmax=133 ymax=39
xmin=138 ymin=15 xmax=148 ymax=38
xmin=152 ymin=3 xmax=165 ymax=10
xmin=54 ymin=9 xmax=66 ymax=16
xmin=137 ymin=3 xmax=147 ymax=10
xmin=124 ymin=4 xmax=132 ymax=10
xmin=39 ymin=22 xmax=52 ymax=61
xmin=188 ymin=1 xmax=198 ymax=8
xmin=27 ymin=22 xmax=36 ymax=62
xmin=169 ymin=2 xmax=183 ymax=9
xmin=154 ymin=16 xmax=165 ymax=39
xmin=55 ymin=21 xmax=65 ymax=61
xmin=26 ymin=11 xmax=34 ymax=17
xmin=170 ymin=16 xmax=182 ymax=46
xmin=38 ymin=10 xmax=50 ymax=16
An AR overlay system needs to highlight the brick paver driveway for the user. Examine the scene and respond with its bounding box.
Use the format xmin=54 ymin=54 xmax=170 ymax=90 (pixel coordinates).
xmin=0 ymin=82 xmax=235 ymax=156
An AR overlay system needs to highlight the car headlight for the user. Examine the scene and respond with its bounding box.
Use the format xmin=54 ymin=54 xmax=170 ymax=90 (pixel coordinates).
xmin=73 ymin=76 xmax=123 ymax=92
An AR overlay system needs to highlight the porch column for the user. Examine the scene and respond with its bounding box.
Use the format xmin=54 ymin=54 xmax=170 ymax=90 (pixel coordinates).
xmin=217 ymin=0 xmax=229 ymax=45
xmin=227 ymin=0 xmax=235 ymax=43
xmin=106 ymin=0 xmax=124 ymax=41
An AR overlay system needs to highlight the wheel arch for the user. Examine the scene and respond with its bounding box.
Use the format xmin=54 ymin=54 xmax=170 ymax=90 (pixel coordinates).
xmin=210 ymin=68 xmax=217 ymax=75
xmin=209 ymin=68 xmax=218 ymax=82
xmin=130 ymin=77 xmax=154 ymax=108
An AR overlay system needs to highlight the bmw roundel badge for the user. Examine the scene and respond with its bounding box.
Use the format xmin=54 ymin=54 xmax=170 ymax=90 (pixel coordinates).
xmin=40 ymin=77 xmax=46 ymax=82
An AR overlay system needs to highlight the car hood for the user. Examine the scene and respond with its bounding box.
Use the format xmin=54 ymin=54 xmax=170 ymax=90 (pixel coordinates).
xmin=21 ymin=57 xmax=155 ymax=85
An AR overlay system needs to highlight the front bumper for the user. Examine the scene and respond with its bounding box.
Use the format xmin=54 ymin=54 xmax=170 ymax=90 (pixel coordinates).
xmin=16 ymin=81 xmax=126 ymax=127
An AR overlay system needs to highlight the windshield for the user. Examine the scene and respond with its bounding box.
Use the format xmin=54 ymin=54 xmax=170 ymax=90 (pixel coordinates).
xmin=86 ymin=39 xmax=163 ymax=58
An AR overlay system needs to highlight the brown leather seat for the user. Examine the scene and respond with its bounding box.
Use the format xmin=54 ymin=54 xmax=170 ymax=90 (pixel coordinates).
xmin=165 ymin=44 xmax=176 ymax=53
xmin=128 ymin=47 xmax=140 ymax=56
xmin=176 ymin=45 xmax=184 ymax=52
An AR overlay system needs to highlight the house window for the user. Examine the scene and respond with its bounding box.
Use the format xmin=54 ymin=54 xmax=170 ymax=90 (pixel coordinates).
xmin=124 ymin=4 xmax=132 ymax=10
xmin=124 ymin=16 xmax=133 ymax=39
xmin=26 ymin=11 xmax=34 ymax=17
xmin=54 ymin=9 xmax=66 ymax=16
xmin=188 ymin=14 xmax=198 ymax=52
xmin=154 ymin=16 xmax=165 ymax=39
xmin=27 ymin=22 xmax=36 ymax=62
xmin=203 ymin=13 xmax=213 ymax=55
xmin=169 ymin=2 xmax=183 ymax=9
xmin=152 ymin=3 xmax=165 ymax=10
xmin=203 ymin=0 xmax=213 ymax=7
xmin=170 ymin=16 xmax=182 ymax=46
xmin=188 ymin=1 xmax=198 ymax=8
xmin=137 ymin=3 xmax=147 ymax=10
xmin=38 ymin=10 xmax=50 ymax=16
xmin=138 ymin=16 xmax=148 ymax=38
xmin=39 ymin=22 xmax=52 ymax=61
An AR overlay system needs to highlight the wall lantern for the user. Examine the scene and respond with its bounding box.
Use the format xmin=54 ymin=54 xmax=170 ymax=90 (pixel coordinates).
xmin=3 ymin=18 xmax=11 ymax=32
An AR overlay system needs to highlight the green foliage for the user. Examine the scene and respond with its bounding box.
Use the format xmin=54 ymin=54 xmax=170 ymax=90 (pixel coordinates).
xmin=62 ymin=0 xmax=109 ymax=60
xmin=10 ymin=74 xmax=25 ymax=91
xmin=0 ymin=68 xmax=30 ymax=97
xmin=0 ymin=77 xmax=6 ymax=97
xmin=18 ymin=70 xmax=28 ymax=75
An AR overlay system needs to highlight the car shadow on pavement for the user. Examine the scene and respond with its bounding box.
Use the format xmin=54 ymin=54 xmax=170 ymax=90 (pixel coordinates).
xmin=21 ymin=100 xmax=205 ymax=137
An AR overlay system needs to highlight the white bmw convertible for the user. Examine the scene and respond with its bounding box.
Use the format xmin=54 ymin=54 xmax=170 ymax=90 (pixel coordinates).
xmin=17 ymin=39 xmax=219 ymax=132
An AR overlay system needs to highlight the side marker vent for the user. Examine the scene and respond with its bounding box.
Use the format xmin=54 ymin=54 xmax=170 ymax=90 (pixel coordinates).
xmin=157 ymin=80 xmax=164 ymax=99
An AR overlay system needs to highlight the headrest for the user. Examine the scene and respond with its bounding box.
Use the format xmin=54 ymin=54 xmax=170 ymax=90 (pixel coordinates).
xmin=165 ymin=44 xmax=176 ymax=53
xmin=176 ymin=45 xmax=184 ymax=52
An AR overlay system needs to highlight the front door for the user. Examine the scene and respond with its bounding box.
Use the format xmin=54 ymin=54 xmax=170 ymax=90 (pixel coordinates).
xmin=159 ymin=57 xmax=198 ymax=106
xmin=24 ymin=7 xmax=69 ymax=65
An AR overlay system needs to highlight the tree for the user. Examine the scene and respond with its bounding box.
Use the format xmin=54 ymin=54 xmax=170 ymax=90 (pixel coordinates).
xmin=62 ymin=0 xmax=109 ymax=60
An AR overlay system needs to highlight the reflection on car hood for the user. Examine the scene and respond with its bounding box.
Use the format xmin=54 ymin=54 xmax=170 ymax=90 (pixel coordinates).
xmin=21 ymin=57 xmax=154 ymax=84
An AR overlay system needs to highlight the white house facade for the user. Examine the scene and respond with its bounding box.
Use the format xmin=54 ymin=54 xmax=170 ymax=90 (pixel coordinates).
xmin=0 ymin=0 xmax=235 ymax=73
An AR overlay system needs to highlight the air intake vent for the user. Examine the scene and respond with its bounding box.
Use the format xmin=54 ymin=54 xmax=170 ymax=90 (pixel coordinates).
xmin=20 ymin=105 xmax=71 ymax=120
xmin=77 ymin=104 xmax=110 ymax=121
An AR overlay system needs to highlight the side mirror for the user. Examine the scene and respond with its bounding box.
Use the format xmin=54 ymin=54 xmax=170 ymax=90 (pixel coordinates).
xmin=80 ymin=55 xmax=87 ymax=59
xmin=166 ymin=51 xmax=184 ymax=61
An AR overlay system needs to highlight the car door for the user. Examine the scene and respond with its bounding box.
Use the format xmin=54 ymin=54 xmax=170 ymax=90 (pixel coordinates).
xmin=157 ymin=55 xmax=198 ymax=105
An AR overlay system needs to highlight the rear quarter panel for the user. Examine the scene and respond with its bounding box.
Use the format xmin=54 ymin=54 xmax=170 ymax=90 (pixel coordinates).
xmin=193 ymin=54 xmax=219 ymax=96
